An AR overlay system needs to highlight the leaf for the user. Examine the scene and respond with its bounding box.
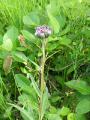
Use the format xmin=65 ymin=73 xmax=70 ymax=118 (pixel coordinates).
xmin=65 ymin=80 xmax=90 ymax=95
xmin=8 ymin=103 xmax=34 ymax=120
xmin=21 ymin=30 xmax=35 ymax=40
xmin=59 ymin=37 xmax=71 ymax=46
xmin=3 ymin=55 xmax=12 ymax=75
xmin=75 ymin=114 xmax=86 ymax=120
xmin=60 ymin=107 xmax=70 ymax=116
xmin=47 ymin=12 xmax=60 ymax=34
xmin=29 ymin=74 xmax=41 ymax=97
xmin=18 ymin=93 xmax=38 ymax=111
xmin=15 ymin=74 xmax=31 ymax=91
xmin=15 ymin=74 xmax=38 ymax=102
xmin=2 ymin=26 xmax=18 ymax=51
xmin=67 ymin=113 xmax=76 ymax=120
xmin=47 ymin=42 xmax=59 ymax=52
xmin=41 ymin=88 xmax=49 ymax=119
xmin=23 ymin=12 xmax=40 ymax=26
xmin=47 ymin=113 xmax=62 ymax=120
xmin=12 ymin=51 xmax=27 ymax=63
xmin=2 ymin=38 xmax=13 ymax=51
xmin=0 ymin=51 xmax=8 ymax=59
xmin=56 ymin=15 xmax=66 ymax=29
xmin=15 ymin=74 xmax=38 ymax=109
xmin=76 ymin=97 xmax=90 ymax=114
xmin=29 ymin=59 xmax=40 ymax=71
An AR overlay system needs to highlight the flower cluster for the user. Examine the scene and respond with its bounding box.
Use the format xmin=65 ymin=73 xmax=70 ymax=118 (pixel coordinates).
xmin=35 ymin=25 xmax=52 ymax=38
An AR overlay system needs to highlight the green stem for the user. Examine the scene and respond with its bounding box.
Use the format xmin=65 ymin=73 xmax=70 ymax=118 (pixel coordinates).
xmin=39 ymin=39 xmax=47 ymax=120
xmin=41 ymin=39 xmax=46 ymax=93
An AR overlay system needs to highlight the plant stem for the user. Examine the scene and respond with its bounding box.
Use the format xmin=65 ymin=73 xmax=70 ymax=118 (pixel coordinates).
xmin=39 ymin=39 xmax=47 ymax=120
xmin=41 ymin=39 xmax=46 ymax=93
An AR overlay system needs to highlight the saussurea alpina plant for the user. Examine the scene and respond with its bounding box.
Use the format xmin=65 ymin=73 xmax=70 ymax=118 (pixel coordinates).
xmin=35 ymin=25 xmax=52 ymax=120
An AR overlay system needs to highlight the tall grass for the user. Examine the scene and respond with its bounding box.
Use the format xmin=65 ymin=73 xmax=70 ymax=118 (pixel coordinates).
xmin=0 ymin=0 xmax=49 ymax=32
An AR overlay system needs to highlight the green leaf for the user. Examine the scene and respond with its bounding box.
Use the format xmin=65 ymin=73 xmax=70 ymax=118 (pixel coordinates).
xmin=75 ymin=114 xmax=86 ymax=120
xmin=76 ymin=97 xmax=90 ymax=114
xmin=15 ymin=74 xmax=38 ymax=103
xmin=29 ymin=74 xmax=41 ymax=97
xmin=12 ymin=51 xmax=27 ymax=63
xmin=60 ymin=107 xmax=70 ymax=116
xmin=8 ymin=103 xmax=34 ymax=120
xmin=15 ymin=74 xmax=31 ymax=91
xmin=21 ymin=30 xmax=35 ymax=40
xmin=59 ymin=37 xmax=71 ymax=46
xmin=29 ymin=59 xmax=40 ymax=71
xmin=65 ymin=80 xmax=90 ymax=95
xmin=2 ymin=38 xmax=13 ymax=51
xmin=0 ymin=51 xmax=8 ymax=59
xmin=67 ymin=113 xmax=76 ymax=120
xmin=18 ymin=93 xmax=38 ymax=111
xmin=41 ymin=89 xmax=49 ymax=119
xmin=47 ymin=42 xmax=59 ymax=52
xmin=2 ymin=26 xmax=18 ymax=51
xmin=23 ymin=12 xmax=40 ymax=26
xmin=47 ymin=12 xmax=60 ymax=34
xmin=15 ymin=74 xmax=38 ymax=108
xmin=47 ymin=113 xmax=62 ymax=120
xmin=56 ymin=15 xmax=66 ymax=29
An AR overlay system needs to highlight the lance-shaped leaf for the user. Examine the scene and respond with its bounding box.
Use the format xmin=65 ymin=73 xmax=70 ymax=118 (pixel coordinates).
xmin=29 ymin=74 xmax=41 ymax=97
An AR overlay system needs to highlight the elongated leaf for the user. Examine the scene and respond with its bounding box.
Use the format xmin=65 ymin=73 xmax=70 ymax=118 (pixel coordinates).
xmin=18 ymin=93 xmax=38 ymax=111
xmin=12 ymin=51 xmax=27 ymax=63
xmin=41 ymin=88 xmax=49 ymax=119
xmin=65 ymin=80 xmax=90 ymax=95
xmin=15 ymin=74 xmax=31 ymax=91
xmin=29 ymin=59 xmax=40 ymax=71
xmin=29 ymin=74 xmax=41 ymax=97
xmin=15 ymin=74 xmax=38 ymax=102
xmin=8 ymin=103 xmax=34 ymax=120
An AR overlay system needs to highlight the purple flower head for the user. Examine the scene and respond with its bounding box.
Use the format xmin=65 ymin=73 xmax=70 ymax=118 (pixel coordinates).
xmin=35 ymin=25 xmax=52 ymax=38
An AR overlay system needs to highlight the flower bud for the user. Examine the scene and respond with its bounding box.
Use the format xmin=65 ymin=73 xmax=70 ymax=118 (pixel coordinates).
xmin=35 ymin=25 xmax=52 ymax=38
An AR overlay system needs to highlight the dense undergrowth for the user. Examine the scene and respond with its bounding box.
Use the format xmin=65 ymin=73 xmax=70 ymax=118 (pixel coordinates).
xmin=0 ymin=0 xmax=90 ymax=120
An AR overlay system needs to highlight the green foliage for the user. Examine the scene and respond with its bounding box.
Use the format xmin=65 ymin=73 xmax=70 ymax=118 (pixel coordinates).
xmin=65 ymin=80 xmax=90 ymax=95
xmin=76 ymin=97 xmax=90 ymax=114
xmin=2 ymin=26 xmax=18 ymax=51
xmin=0 ymin=0 xmax=90 ymax=119
xmin=23 ymin=12 xmax=40 ymax=26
